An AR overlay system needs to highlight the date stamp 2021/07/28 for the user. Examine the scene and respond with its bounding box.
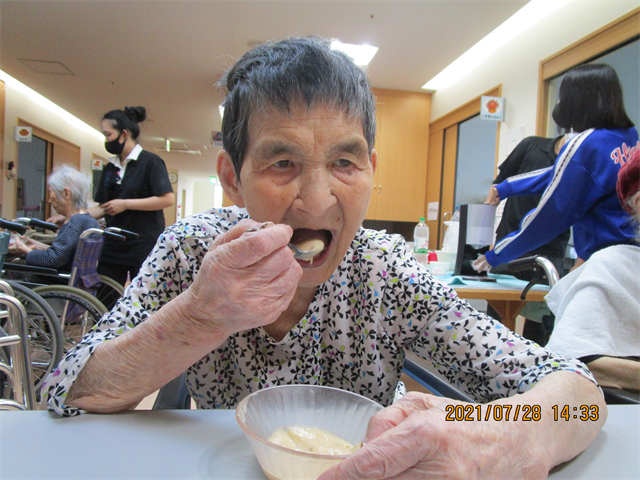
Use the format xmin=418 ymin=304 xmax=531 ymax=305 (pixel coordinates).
xmin=444 ymin=404 xmax=600 ymax=422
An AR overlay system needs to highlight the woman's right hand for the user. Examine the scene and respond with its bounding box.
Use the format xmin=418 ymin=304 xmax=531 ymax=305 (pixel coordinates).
xmin=485 ymin=185 xmax=501 ymax=205
xmin=180 ymin=219 xmax=303 ymax=339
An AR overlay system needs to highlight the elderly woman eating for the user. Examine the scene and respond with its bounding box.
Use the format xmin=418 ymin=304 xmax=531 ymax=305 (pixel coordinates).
xmin=43 ymin=37 xmax=606 ymax=479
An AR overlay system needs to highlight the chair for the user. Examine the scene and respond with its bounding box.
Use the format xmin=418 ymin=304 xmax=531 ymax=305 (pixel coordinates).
xmin=152 ymin=372 xmax=191 ymax=410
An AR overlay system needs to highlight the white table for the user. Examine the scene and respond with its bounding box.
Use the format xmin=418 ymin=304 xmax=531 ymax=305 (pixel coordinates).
xmin=1 ymin=405 xmax=638 ymax=479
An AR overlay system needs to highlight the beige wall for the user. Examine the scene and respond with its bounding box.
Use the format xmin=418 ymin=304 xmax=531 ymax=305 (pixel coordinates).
xmin=0 ymin=74 xmax=106 ymax=217
xmin=429 ymin=2 xmax=638 ymax=167
xmin=192 ymin=180 xmax=215 ymax=215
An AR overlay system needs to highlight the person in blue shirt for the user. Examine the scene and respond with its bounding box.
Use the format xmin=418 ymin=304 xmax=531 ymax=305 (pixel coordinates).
xmin=477 ymin=63 xmax=638 ymax=272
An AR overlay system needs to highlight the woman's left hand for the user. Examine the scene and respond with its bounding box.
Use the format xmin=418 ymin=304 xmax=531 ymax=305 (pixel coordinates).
xmin=318 ymin=392 xmax=549 ymax=480
xmin=100 ymin=199 xmax=127 ymax=216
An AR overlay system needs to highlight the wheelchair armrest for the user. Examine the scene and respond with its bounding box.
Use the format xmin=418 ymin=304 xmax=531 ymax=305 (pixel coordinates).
xmin=2 ymin=263 xmax=60 ymax=276
xmin=602 ymin=386 xmax=640 ymax=405
xmin=25 ymin=218 xmax=59 ymax=232
xmin=403 ymin=351 xmax=475 ymax=403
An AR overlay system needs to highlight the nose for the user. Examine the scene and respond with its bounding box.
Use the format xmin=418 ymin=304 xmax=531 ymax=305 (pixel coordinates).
xmin=292 ymin=168 xmax=337 ymax=217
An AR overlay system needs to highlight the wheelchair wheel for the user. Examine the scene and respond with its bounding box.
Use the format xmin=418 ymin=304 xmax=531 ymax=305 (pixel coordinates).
xmin=6 ymin=282 xmax=64 ymax=396
xmin=95 ymin=274 xmax=125 ymax=311
xmin=32 ymin=285 xmax=107 ymax=351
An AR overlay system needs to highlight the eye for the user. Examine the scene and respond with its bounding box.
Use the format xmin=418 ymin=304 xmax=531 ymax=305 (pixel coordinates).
xmin=335 ymin=158 xmax=353 ymax=168
xmin=273 ymin=160 xmax=293 ymax=169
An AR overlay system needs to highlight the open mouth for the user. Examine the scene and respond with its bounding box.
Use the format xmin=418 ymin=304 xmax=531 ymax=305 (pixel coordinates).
xmin=290 ymin=228 xmax=332 ymax=265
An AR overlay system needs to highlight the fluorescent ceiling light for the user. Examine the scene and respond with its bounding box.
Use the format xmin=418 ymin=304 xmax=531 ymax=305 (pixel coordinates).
xmin=331 ymin=40 xmax=378 ymax=66
xmin=0 ymin=69 xmax=102 ymax=138
xmin=422 ymin=0 xmax=569 ymax=91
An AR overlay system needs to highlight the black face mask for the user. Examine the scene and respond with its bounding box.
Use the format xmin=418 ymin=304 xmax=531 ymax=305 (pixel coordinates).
xmin=552 ymin=102 xmax=570 ymax=130
xmin=105 ymin=132 xmax=126 ymax=155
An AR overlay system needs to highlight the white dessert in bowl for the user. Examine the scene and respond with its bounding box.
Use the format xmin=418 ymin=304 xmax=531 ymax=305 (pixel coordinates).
xmin=236 ymin=385 xmax=382 ymax=480
xmin=268 ymin=425 xmax=360 ymax=455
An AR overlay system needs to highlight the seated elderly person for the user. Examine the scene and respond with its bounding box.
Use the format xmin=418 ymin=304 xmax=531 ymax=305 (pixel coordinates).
xmin=42 ymin=37 xmax=605 ymax=479
xmin=546 ymin=149 xmax=640 ymax=391
xmin=9 ymin=164 xmax=99 ymax=271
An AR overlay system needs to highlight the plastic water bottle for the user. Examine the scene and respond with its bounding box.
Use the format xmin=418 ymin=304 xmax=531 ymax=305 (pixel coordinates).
xmin=413 ymin=218 xmax=429 ymax=254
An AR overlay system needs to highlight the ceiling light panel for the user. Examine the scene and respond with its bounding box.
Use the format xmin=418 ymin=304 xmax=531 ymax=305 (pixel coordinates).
xmin=422 ymin=0 xmax=569 ymax=91
xmin=331 ymin=41 xmax=378 ymax=66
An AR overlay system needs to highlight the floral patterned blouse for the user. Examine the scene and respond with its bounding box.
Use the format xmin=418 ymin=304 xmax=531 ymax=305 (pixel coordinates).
xmin=44 ymin=207 xmax=595 ymax=416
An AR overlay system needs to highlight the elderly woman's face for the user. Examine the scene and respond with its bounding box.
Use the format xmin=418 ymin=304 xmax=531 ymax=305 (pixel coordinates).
xmin=47 ymin=186 xmax=69 ymax=216
xmin=227 ymin=102 xmax=376 ymax=287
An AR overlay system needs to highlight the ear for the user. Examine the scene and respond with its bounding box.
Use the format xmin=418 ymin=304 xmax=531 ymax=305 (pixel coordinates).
xmin=633 ymin=191 xmax=640 ymax=218
xmin=217 ymin=150 xmax=245 ymax=207
xmin=370 ymin=148 xmax=378 ymax=175
xmin=63 ymin=187 xmax=72 ymax=199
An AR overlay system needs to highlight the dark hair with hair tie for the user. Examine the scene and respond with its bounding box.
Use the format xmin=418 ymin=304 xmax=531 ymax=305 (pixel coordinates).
xmin=218 ymin=36 xmax=376 ymax=179
xmin=102 ymin=106 xmax=147 ymax=139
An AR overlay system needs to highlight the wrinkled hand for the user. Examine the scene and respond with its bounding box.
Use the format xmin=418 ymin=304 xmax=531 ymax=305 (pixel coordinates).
xmin=46 ymin=214 xmax=67 ymax=227
xmin=472 ymin=255 xmax=492 ymax=273
xmin=8 ymin=236 xmax=30 ymax=255
xmin=23 ymin=237 xmax=38 ymax=248
xmin=100 ymin=199 xmax=127 ymax=216
xmin=319 ymin=392 xmax=548 ymax=480
xmin=485 ymin=186 xmax=500 ymax=206
xmin=182 ymin=219 xmax=303 ymax=338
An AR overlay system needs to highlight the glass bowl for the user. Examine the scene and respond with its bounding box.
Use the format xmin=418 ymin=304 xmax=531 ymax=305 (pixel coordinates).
xmin=236 ymin=385 xmax=384 ymax=480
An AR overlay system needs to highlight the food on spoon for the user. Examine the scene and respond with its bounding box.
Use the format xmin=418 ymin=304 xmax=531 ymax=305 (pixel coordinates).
xmin=292 ymin=238 xmax=325 ymax=263
xmin=267 ymin=425 xmax=360 ymax=455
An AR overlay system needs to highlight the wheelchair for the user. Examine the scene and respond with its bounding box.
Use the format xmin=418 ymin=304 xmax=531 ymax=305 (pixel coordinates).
xmin=9 ymin=217 xmax=138 ymax=310
xmin=1 ymin=218 xmax=134 ymax=350
xmin=0 ymin=218 xmax=130 ymax=396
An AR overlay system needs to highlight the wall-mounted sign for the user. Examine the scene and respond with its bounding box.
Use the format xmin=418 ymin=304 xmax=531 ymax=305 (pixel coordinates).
xmin=427 ymin=201 xmax=439 ymax=221
xmin=15 ymin=126 xmax=32 ymax=142
xmin=91 ymin=158 xmax=103 ymax=170
xmin=480 ymin=96 xmax=505 ymax=121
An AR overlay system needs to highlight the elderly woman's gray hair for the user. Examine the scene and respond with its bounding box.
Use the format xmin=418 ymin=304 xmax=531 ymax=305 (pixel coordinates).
xmin=219 ymin=35 xmax=377 ymax=178
xmin=47 ymin=164 xmax=92 ymax=210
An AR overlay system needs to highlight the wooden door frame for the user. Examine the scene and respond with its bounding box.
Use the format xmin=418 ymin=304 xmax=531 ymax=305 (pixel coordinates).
xmin=536 ymin=8 xmax=640 ymax=136
xmin=426 ymin=85 xmax=502 ymax=249
xmin=16 ymin=119 xmax=80 ymax=219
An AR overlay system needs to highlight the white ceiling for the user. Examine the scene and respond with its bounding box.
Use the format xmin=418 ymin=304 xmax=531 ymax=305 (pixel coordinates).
xmin=1 ymin=0 xmax=527 ymax=177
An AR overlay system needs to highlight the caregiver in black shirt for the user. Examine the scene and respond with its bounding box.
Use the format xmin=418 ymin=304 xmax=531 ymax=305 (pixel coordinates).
xmin=92 ymin=106 xmax=175 ymax=286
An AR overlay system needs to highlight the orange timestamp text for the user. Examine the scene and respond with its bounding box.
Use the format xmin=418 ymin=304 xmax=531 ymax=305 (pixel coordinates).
xmin=444 ymin=404 xmax=600 ymax=422
xmin=445 ymin=404 xmax=541 ymax=422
